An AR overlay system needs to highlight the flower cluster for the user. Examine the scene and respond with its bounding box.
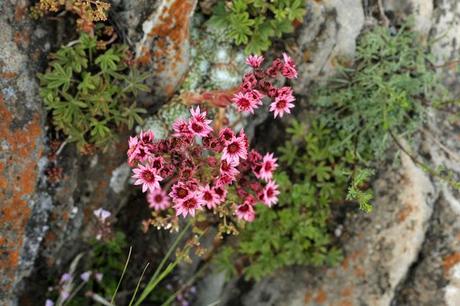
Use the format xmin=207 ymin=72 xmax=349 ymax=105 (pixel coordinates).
xmin=127 ymin=106 xmax=280 ymax=224
xmin=232 ymin=53 xmax=297 ymax=118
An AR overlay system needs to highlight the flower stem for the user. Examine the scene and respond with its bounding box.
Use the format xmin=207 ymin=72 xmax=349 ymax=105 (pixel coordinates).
xmin=133 ymin=220 xmax=192 ymax=306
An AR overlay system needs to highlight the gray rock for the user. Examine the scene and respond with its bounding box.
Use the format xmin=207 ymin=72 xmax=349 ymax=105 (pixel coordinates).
xmin=295 ymin=0 xmax=365 ymax=91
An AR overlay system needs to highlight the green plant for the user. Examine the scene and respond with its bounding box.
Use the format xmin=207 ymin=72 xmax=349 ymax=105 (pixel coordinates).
xmin=38 ymin=32 xmax=147 ymax=151
xmin=218 ymin=119 xmax=354 ymax=281
xmin=207 ymin=0 xmax=306 ymax=54
xmin=313 ymin=24 xmax=447 ymax=161
xmin=217 ymin=22 xmax=458 ymax=281
xmin=89 ymin=231 xmax=128 ymax=298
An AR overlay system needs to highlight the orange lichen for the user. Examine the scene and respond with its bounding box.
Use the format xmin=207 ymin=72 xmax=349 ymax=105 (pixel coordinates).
xmin=339 ymin=300 xmax=353 ymax=306
xmin=353 ymin=266 xmax=366 ymax=278
xmin=0 ymin=71 xmax=18 ymax=79
xmin=314 ymin=289 xmax=328 ymax=304
xmin=397 ymin=204 xmax=414 ymax=222
xmin=443 ymin=252 xmax=460 ymax=276
xmin=0 ymin=99 xmax=43 ymax=295
xmin=137 ymin=0 xmax=196 ymax=99
xmin=340 ymin=287 xmax=353 ymax=297
xmin=14 ymin=31 xmax=30 ymax=48
xmin=14 ymin=4 xmax=27 ymax=21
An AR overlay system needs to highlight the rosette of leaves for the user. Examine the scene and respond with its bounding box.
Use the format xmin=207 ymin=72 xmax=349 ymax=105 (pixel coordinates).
xmin=38 ymin=33 xmax=148 ymax=151
xmin=207 ymin=0 xmax=306 ymax=54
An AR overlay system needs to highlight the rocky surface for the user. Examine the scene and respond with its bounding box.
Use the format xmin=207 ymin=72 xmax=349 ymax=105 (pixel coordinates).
xmin=0 ymin=1 xmax=49 ymax=303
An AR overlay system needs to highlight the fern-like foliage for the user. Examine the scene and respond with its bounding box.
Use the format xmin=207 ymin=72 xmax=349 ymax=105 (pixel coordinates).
xmin=313 ymin=24 xmax=447 ymax=160
xmin=38 ymin=32 xmax=148 ymax=151
xmin=207 ymin=0 xmax=306 ymax=54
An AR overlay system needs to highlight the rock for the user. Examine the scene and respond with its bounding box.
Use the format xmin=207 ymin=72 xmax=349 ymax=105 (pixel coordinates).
xmin=135 ymin=0 xmax=198 ymax=105
xmin=383 ymin=0 xmax=433 ymax=34
xmin=0 ymin=1 xmax=48 ymax=304
xmin=295 ymin=0 xmax=365 ymax=91
xmin=229 ymin=154 xmax=436 ymax=306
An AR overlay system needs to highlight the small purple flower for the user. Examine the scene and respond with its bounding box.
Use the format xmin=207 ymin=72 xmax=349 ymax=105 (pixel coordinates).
xmin=80 ymin=271 xmax=92 ymax=282
xmin=60 ymin=289 xmax=70 ymax=301
xmin=95 ymin=272 xmax=103 ymax=282
xmin=45 ymin=299 xmax=54 ymax=306
xmin=93 ymin=208 xmax=111 ymax=222
xmin=59 ymin=273 xmax=71 ymax=284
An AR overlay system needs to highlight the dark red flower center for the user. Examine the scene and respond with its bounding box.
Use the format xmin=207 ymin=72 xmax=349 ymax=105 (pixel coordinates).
xmin=177 ymin=188 xmax=188 ymax=198
xmin=203 ymin=192 xmax=213 ymax=201
xmin=191 ymin=122 xmax=203 ymax=132
xmin=154 ymin=194 xmax=163 ymax=203
xmin=277 ymin=100 xmax=287 ymax=109
xmin=183 ymin=198 xmax=198 ymax=209
xmin=266 ymin=187 xmax=274 ymax=197
xmin=153 ymin=160 xmax=161 ymax=169
xmin=142 ymin=170 xmax=155 ymax=182
xmin=227 ymin=142 xmax=240 ymax=154
xmin=239 ymin=204 xmax=249 ymax=212
xmin=221 ymin=161 xmax=230 ymax=171
xmin=214 ymin=187 xmax=224 ymax=197
xmin=239 ymin=98 xmax=250 ymax=108
xmin=223 ymin=131 xmax=232 ymax=141
xmin=264 ymin=162 xmax=272 ymax=172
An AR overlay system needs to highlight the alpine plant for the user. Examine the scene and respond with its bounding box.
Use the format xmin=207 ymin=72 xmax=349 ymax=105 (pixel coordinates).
xmin=127 ymin=54 xmax=297 ymax=232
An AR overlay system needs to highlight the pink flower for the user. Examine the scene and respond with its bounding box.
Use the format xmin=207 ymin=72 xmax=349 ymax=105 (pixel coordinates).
xmin=132 ymin=164 xmax=163 ymax=193
xmin=222 ymin=134 xmax=248 ymax=164
xmin=243 ymin=73 xmax=257 ymax=87
xmin=219 ymin=127 xmax=235 ymax=144
xmin=147 ymin=156 xmax=164 ymax=170
xmin=232 ymin=92 xmax=261 ymax=114
xmin=235 ymin=203 xmax=255 ymax=222
xmin=139 ymin=130 xmax=155 ymax=143
xmin=172 ymin=119 xmax=193 ymax=138
xmin=282 ymin=53 xmax=298 ymax=79
xmin=127 ymin=136 xmax=140 ymax=165
xmin=248 ymin=149 xmax=262 ymax=163
xmin=220 ymin=159 xmax=239 ymax=177
xmin=188 ymin=106 xmax=213 ymax=137
xmin=275 ymin=86 xmax=293 ymax=98
xmin=263 ymin=180 xmax=280 ymax=207
xmin=259 ymin=153 xmax=278 ymax=181
xmin=213 ymin=186 xmax=227 ymax=204
xmin=215 ymin=174 xmax=236 ymax=186
xmin=147 ymin=188 xmax=171 ymax=211
xmin=169 ymin=182 xmax=192 ymax=203
xmin=246 ymin=54 xmax=264 ymax=68
xmin=174 ymin=193 xmax=202 ymax=217
xmin=252 ymin=163 xmax=263 ymax=179
xmin=248 ymin=89 xmax=264 ymax=101
xmin=199 ymin=185 xmax=220 ymax=209
xmin=93 ymin=208 xmax=111 ymax=222
xmin=269 ymin=94 xmax=295 ymax=118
